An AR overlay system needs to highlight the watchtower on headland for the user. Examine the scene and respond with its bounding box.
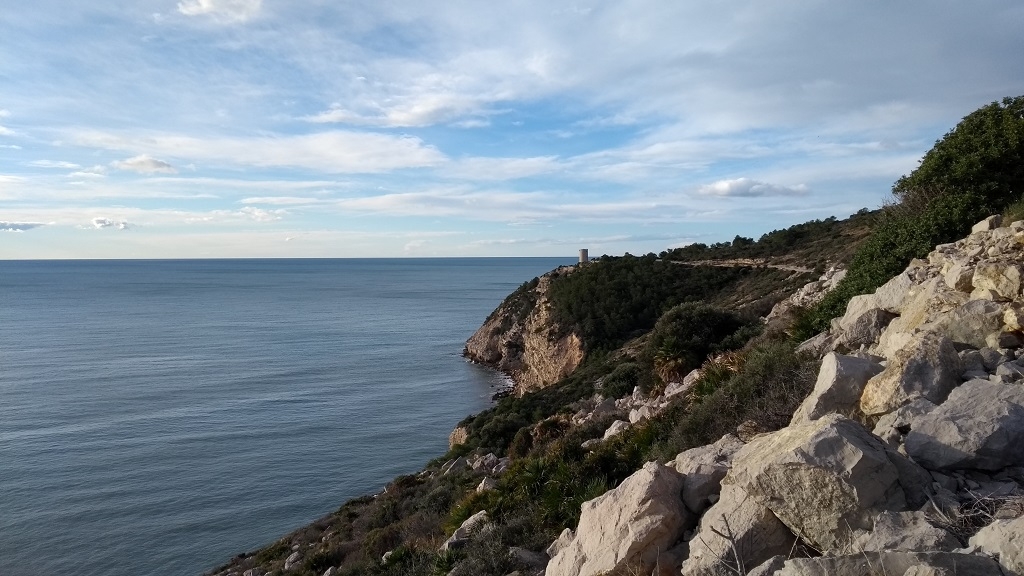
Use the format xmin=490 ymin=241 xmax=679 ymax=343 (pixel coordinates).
xmin=579 ymin=249 xmax=589 ymax=264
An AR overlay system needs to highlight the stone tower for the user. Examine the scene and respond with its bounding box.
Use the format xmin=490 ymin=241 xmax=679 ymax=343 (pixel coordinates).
xmin=579 ymin=249 xmax=589 ymax=264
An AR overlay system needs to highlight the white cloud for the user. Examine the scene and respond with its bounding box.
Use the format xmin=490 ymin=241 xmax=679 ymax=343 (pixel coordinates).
xmin=74 ymin=130 xmax=445 ymax=174
xmin=0 ymin=109 xmax=9 ymax=118
xmin=0 ymin=145 xmax=21 ymax=149
xmin=29 ymin=160 xmax=81 ymax=169
xmin=0 ymin=125 xmax=15 ymax=136
xmin=111 ymin=155 xmax=177 ymax=174
xmin=239 ymin=206 xmax=285 ymax=221
xmin=177 ymin=0 xmax=261 ymax=22
xmin=697 ymin=178 xmax=809 ymax=198
xmin=69 ymin=165 xmax=108 ymax=178
xmin=0 ymin=221 xmax=45 ymax=232
xmin=444 ymin=156 xmax=561 ymax=181
xmin=92 ymin=217 xmax=131 ymax=230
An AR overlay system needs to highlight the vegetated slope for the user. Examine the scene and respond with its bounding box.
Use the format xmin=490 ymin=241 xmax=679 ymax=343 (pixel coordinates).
xmin=464 ymin=212 xmax=874 ymax=395
xmin=209 ymin=95 xmax=1024 ymax=576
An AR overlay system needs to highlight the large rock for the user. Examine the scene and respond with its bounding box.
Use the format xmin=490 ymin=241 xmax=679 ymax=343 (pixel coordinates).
xmin=904 ymin=379 xmax=1024 ymax=471
xmin=726 ymin=414 xmax=930 ymax=553
xmin=545 ymin=461 xmax=690 ymax=576
xmin=860 ymin=333 xmax=961 ymax=416
xmin=836 ymin=308 xmax=897 ymax=351
xmin=851 ymin=510 xmax=959 ymax=552
xmin=679 ymin=484 xmax=795 ymax=576
xmin=775 ymin=551 xmax=1008 ymax=576
xmin=941 ymin=299 xmax=1007 ymax=349
xmin=670 ymin=434 xmax=745 ymax=515
xmin=441 ymin=510 xmax=490 ymax=551
xmin=873 ymin=279 xmax=967 ymax=358
xmin=969 ymin=515 xmax=1024 ymax=575
xmin=790 ymin=352 xmax=884 ymax=424
xmin=973 ymin=261 xmax=1023 ymax=301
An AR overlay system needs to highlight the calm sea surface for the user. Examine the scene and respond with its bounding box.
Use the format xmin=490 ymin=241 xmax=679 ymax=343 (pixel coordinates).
xmin=0 ymin=258 xmax=572 ymax=576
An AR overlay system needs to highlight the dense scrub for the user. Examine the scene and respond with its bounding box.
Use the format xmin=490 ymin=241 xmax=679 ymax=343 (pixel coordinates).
xmin=666 ymin=211 xmax=874 ymax=269
xmin=545 ymin=254 xmax=751 ymax=352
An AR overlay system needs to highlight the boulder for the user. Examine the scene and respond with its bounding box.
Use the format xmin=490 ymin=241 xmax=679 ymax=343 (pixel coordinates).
xmin=603 ymin=420 xmax=630 ymax=440
xmin=790 ymin=353 xmax=884 ymax=424
xmin=726 ymin=414 xmax=930 ymax=553
xmin=796 ymin=331 xmax=835 ymax=358
xmin=904 ymin=379 xmax=1024 ymax=471
xmin=973 ymin=261 xmax=1023 ymax=301
xmin=666 ymin=369 xmax=702 ymax=398
xmin=851 ymin=510 xmax=959 ymax=552
xmin=873 ymin=279 xmax=967 ymax=359
xmin=944 ymin=260 xmax=976 ymax=292
xmin=441 ymin=510 xmax=490 ymax=551
xmin=509 ymin=547 xmax=549 ymax=570
xmin=442 ymin=457 xmax=469 ymax=476
xmin=874 ymin=271 xmax=916 ymax=314
xmin=836 ymin=308 xmax=897 ymax=351
xmin=669 ymin=434 xmax=745 ymax=514
xmin=545 ymin=528 xmax=573 ymax=560
xmin=973 ymin=215 xmax=1004 ymax=233
xmin=968 ymin=515 xmax=1024 ymax=575
xmin=872 ymin=398 xmax=938 ymax=448
xmin=544 ymin=462 xmax=690 ymax=576
xmin=477 ymin=477 xmax=498 ymax=493
xmin=629 ymin=405 xmax=653 ymax=424
xmin=774 ymin=551 xmax=1008 ymax=576
xmin=860 ymin=334 xmax=961 ymax=416
xmin=679 ymin=484 xmax=795 ymax=576
xmin=942 ymin=299 xmax=1006 ymax=349
xmin=746 ymin=556 xmax=786 ymax=576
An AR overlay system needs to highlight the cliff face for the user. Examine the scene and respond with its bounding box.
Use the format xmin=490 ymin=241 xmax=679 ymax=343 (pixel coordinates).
xmin=463 ymin=267 xmax=585 ymax=395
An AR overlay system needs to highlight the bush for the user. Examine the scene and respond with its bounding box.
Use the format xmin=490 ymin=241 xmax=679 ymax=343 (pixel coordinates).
xmin=643 ymin=302 xmax=750 ymax=383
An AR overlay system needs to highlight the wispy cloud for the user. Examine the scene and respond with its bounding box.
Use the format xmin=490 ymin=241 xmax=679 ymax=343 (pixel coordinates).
xmin=177 ymin=0 xmax=261 ymax=23
xmin=29 ymin=160 xmax=81 ymax=169
xmin=111 ymin=155 xmax=177 ymax=174
xmin=0 ymin=221 xmax=45 ymax=232
xmin=73 ymin=130 xmax=446 ymax=174
xmin=697 ymin=178 xmax=809 ymax=198
xmin=91 ymin=217 xmax=131 ymax=230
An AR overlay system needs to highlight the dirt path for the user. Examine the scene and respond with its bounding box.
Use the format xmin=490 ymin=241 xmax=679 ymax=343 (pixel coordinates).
xmin=672 ymin=258 xmax=815 ymax=274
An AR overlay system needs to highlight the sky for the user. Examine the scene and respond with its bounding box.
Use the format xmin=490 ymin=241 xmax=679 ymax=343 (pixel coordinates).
xmin=1 ymin=1 xmax=1022 ymax=259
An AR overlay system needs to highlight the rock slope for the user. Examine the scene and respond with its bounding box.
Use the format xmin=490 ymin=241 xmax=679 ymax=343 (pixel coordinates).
xmin=463 ymin=267 xmax=585 ymax=395
xmin=542 ymin=216 xmax=1024 ymax=576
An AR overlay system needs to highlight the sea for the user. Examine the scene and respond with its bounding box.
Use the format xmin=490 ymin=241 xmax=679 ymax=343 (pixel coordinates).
xmin=0 ymin=258 xmax=574 ymax=576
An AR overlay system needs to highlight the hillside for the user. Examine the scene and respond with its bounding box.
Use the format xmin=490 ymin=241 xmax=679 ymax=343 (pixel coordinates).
xmin=208 ymin=96 xmax=1024 ymax=576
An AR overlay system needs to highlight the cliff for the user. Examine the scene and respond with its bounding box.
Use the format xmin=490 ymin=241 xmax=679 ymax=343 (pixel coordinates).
xmin=463 ymin=266 xmax=585 ymax=395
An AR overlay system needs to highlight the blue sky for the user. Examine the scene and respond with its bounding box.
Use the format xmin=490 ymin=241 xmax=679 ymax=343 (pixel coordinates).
xmin=1 ymin=1 xmax=1022 ymax=258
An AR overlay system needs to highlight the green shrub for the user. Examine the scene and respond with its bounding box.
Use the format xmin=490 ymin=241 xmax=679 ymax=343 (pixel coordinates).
xmin=600 ymin=361 xmax=642 ymax=398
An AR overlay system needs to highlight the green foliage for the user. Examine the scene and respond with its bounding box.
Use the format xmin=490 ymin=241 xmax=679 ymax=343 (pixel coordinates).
xmin=546 ymin=254 xmax=751 ymax=352
xmin=666 ymin=212 xmax=874 ymax=268
xmin=893 ymin=96 xmax=1024 ymax=212
xmin=646 ymin=338 xmax=818 ymax=461
xmin=489 ymin=276 xmax=541 ymax=331
xmin=643 ymin=302 xmax=751 ymax=383
xmin=600 ymin=361 xmax=642 ymax=398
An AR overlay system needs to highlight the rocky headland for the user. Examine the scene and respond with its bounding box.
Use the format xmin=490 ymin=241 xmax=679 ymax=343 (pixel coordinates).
xmin=463 ymin=267 xmax=586 ymax=396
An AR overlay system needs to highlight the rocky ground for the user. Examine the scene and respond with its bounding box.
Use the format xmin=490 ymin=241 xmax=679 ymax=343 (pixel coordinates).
xmin=441 ymin=215 xmax=1024 ymax=575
